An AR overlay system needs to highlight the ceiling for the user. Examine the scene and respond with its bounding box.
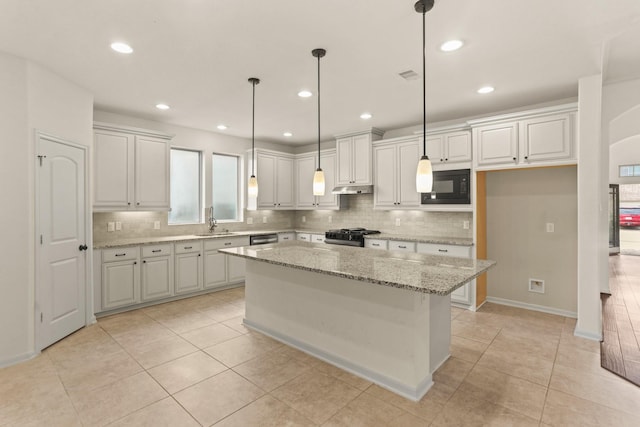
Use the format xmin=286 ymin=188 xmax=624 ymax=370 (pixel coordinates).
xmin=1 ymin=0 xmax=639 ymax=145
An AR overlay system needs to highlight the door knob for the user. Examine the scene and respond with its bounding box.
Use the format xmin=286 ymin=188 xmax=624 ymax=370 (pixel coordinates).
xmin=78 ymin=244 xmax=88 ymax=251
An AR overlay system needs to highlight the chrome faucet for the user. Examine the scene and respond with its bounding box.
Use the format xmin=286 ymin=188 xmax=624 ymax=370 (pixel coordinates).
xmin=208 ymin=206 xmax=217 ymax=233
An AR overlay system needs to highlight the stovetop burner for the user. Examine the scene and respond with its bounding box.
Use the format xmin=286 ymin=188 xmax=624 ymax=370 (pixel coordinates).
xmin=325 ymin=228 xmax=380 ymax=247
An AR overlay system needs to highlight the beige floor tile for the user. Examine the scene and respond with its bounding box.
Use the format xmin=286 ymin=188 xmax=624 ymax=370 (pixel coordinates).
xmin=455 ymin=310 xmax=509 ymax=329
xmin=491 ymin=328 xmax=559 ymax=361
xmin=233 ymin=349 xmax=312 ymax=391
xmin=558 ymin=331 xmax=601 ymax=354
xmin=549 ymin=363 xmax=640 ymax=416
xmin=423 ymin=357 xmax=474 ymax=404
xmin=71 ymin=371 xmax=167 ymax=427
xmin=451 ymin=319 xmax=500 ymax=344
xmin=458 ymin=365 xmax=547 ymax=421
xmin=123 ymin=334 xmax=199 ymax=369
xmin=271 ymin=369 xmax=362 ymax=424
xmin=213 ymin=395 xmax=316 ymax=427
xmin=323 ymin=392 xmax=406 ymax=427
xmin=147 ymin=351 xmax=228 ymax=394
xmin=431 ymin=387 xmax=539 ymax=427
xmin=174 ymin=370 xmax=264 ymax=426
xmin=3 ymin=398 xmax=81 ymax=427
xmin=542 ymin=389 xmax=640 ymax=427
xmin=151 ymin=310 xmax=220 ymax=335
xmin=477 ymin=343 xmax=554 ymax=386
xmin=555 ymin=342 xmax=616 ymax=379
xmin=450 ymin=335 xmax=490 ymax=364
xmin=108 ymin=397 xmax=200 ymax=427
xmin=199 ymin=302 xmax=245 ymax=322
xmin=365 ymin=384 xmax=443 ymax=423
xmin=221 ymin=315 xmax=250 ymax=334
xmin=181 ymin=322 xmax=242 ymax=349
xmin=273 ymin=344 xmax=322 ymax=367
xmin=450 ymin=307 xmax=466 ymax=320
xmin=313 ymin=360 xmax=373 ymax=391
xmin=98 ymin=310 xmax=158 ymax=337
xmin=203 ymin=333 xmax=282 ymax=367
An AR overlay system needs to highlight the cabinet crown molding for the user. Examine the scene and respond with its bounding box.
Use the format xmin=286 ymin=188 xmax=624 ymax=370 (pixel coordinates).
xmin=93 ymin=121 xmax=174 ymax=140
xmin=466 ymin=102 xmax=578 ymax=127
xmin=412 ymin=123 xmax=471 ymax=136
xmin=333 ymin=127 xmax=385 ymax=139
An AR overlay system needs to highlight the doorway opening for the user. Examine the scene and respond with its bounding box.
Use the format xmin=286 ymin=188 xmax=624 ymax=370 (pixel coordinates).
xmin=619 ymin=184 xmax=640 ymax=256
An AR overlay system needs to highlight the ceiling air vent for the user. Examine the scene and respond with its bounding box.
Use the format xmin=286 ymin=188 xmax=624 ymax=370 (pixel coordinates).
xmin=398 ymin=70 xmax=420 ymax=81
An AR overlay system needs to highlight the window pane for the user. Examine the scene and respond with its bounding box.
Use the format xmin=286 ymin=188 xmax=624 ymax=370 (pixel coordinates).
xmin=634 ymin=165 xmax=640 ymax=176
xmin=169 ymin=149 xmax=201 ymax=224
xmin=212 ymin=154 xmax=239 ymax=221
xmin=620 ymin=166 xmax=632 ymax=177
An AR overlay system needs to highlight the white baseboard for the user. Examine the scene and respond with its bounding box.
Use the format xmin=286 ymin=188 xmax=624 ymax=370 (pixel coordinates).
xmin=485 ymin=296 xmax=577 ymax=319
xmin=574 ymin=328 xmax=602 ymax=342
xmin=0 ymin=351 xmax=39 ymax=369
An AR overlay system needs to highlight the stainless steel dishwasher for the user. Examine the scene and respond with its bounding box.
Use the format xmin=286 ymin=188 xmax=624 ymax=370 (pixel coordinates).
xmin=249 ymin=233 xmax=279 ymax=245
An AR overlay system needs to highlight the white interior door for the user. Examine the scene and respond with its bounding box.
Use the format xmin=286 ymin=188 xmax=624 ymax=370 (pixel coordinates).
xmin=36 ymin=134 xmax=87 ymax=350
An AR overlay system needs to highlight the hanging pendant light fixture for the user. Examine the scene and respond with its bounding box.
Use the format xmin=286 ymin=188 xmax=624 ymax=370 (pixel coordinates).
xmin=415 ymin=0 xmax=434 ymax=193
xmin=248 ymin=77 xmax=260 ymax=198
xmin=312 ymin=48 xmax=326 ymax=196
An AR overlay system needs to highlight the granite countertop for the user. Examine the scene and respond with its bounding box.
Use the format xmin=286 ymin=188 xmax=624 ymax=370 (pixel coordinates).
xmin=369 ymin=234 xmax=474 ymax=246
xmin=220 ymin=241 xmax=495 ymax=296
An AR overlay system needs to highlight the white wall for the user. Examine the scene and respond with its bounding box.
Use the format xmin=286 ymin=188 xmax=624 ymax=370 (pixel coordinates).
xmin=0 ymin=52 xmax=93 ymax=367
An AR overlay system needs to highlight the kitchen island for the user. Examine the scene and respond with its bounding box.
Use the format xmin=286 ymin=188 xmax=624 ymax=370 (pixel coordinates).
xmin=221 ymin=241 xmax=495 ymax=401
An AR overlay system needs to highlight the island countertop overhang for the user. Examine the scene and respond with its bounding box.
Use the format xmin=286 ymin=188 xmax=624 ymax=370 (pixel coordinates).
xmin=221 ymin=241 xmax=495 ymax=295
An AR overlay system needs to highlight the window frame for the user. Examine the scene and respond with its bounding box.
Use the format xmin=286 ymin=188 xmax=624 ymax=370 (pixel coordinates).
xmin=619 ymin=164 xmax=640 ymax=178
xmin=211 ymin=152 xmax=243 ymax=223
xmin=168 ymin=147 xmax=203 ymax=225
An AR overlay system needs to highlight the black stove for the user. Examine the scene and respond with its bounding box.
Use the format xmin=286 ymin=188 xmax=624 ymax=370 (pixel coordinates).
xmin=325 ymin=228 xmax=380 ymax=247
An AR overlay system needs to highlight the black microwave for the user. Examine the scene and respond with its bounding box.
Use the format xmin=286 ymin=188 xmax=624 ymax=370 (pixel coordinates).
xmin=421 ymin=169 xmax=471 ymax=205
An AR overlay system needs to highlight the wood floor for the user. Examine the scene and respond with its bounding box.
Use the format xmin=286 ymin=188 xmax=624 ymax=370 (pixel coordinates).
xmin=602 ymin=254 xmax=640 ymax=386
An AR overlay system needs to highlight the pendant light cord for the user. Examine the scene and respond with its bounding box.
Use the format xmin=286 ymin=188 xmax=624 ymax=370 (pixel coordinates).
xmin=422 ymin=8 xmax=427 ymax=157
xmin=251 ymin=80 xmax=256 ymax=176
xmin=317 ymin=54 xmax=321 ymax=169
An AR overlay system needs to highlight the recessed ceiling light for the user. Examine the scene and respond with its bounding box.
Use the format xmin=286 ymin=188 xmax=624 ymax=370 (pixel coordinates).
xmin=217 ymin=124 xmax=228 ymax=130
xmin=440 ymin=40 xmax=464 ymax=52
xmin=110 ymin=42 xmax=133 ymax=54
xmin=360 ymin=113 xmax=372 ymax=120
xmin=298 ymin=90 xmax=312 ymax=98
xmin=155 ymin=103 xmax=170 ymax=110
xmin=477 ymin=86 xmax=495 ymax=94
xmin=283 ymin=132 xmax=293 ymax=137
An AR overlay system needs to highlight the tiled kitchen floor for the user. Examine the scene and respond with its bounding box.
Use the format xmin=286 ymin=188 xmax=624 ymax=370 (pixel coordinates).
xmin=2 ymin=288 xmax=640 ymax=426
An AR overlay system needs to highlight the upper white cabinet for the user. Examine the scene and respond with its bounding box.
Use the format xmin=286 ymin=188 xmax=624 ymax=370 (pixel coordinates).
xmin=335 ymin=129 xmax=383 ymax=186
xmin=373 ymin=137 xmax=421 ymax=209
xmin=425 ymin=130 xmax=472 ymax=169
xmin=256 ymin=150 xmax=294 ymax=209
xmin=93 ymin=122 xmax=171 ymax=211
xmin=471 ymin=105 xmax=576 ymax=170
xmin=295 ymin=150 xmax=340 ymax=210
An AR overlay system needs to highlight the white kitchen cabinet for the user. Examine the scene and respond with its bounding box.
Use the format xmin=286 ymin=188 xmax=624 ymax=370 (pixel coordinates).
xmin=140 ymin=244 xmax=173 ymax=301
xmin=373 ymin=137 xmax=421 ymax=209
xmin=388 ymin=240 xmax=416 ymax=252
xmin=471 ymin=105 xmax=576 ymax=170
xmin=295 ymin=150 xmax=340 ymax=210
xmin=296 ymin=233 xmax=311 ymax=242
xmin=425 ymin=130 xmax=472 ymax=168
xmin=335 ymin=129 xmax=383 ymax=186
xmin=278 ymin=232 xmax=296 ymax=242
xmin=101 ymin=247 xmax=140 ymax=310
xmin=364 ymin=239 xmax=388 ymax=250
xmin=417 ymin=242 xmax=473 ymax=306
xmin=256 ymin=151 xmax=294 ymax=209
xmin=93 ymin=122 xmax=171 ymax=211
xmin=174 ymin=241 xmax=203 ymax=294
xmin=203 ymin=236 xmax=248 ymax=289
xmin=311 ymin=234 xmax=325 ymax=243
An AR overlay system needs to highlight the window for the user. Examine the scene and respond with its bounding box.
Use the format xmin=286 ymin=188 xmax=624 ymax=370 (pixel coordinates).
xmin=212 ymin=153 xmax=240 ymax=221
xmin=619 ymin=164 xmax=640 ymax=177
xmin=169 ymin=148 xmax=201 ymax=224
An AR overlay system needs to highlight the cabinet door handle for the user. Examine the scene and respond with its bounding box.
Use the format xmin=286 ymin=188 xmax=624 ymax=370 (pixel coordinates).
xmin=372 ymin=243 xmax=380 ymax=247
xmin=513 ymin=157 xmax=517 ymax=161
xmin=524 ymin=156 xmax=529 ymax=160
xmin=152 ymin=249 xmax=161 ymax=253
xmin=398 ymin=245 xmax=407 ymax=249
xmin=143 ymin=260 xmax=146 ymax=263
xmin=115 ymin=253 xmax=126 ymax=257
xmin=445 ymin=158 xmax=448 ymax=161
xmin=136 ymin=202 xmax=140 ymax=206
xmin=224 ymin=242 xmax=232 ymax=246
xmin=127 ymin=202 xmax=131 ymax=206
xmin=184 ymin=246 xmax=192 ymax=249
xmin=133 ymin=261 xmax=137 ymax=265
xmin=198 ymin=253 xmax=201 ymax=257
xmin=438 ymin=249 xmax=448 ymax=253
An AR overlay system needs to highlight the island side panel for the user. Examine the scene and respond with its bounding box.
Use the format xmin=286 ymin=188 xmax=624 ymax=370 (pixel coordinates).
xmin=243 ymin=259 xmax=451 ymax=401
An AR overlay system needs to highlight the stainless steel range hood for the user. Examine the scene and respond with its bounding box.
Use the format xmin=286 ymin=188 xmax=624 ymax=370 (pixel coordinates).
xmin=331 ymin=185 xmax=373 ymax=195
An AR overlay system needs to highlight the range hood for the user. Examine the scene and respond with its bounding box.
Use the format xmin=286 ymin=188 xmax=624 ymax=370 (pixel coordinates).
xmin=331 ymin=185 xmax=373 ymax=195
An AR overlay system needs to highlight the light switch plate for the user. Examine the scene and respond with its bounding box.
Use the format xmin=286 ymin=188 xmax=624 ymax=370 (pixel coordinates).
xmin=395 ymin=218 xmax=401 ymax=226
xmin=153 ymin=221 xmax=160 ymax=230
xmin=302 ymin=216 xmax=306 ymax=223
xmin=115 ymin=221 xmax=122 ymax=231
xmin=328 ymin=216 xmax=332 ymax=223
xmin=463 ymin=220 xmax=470 ymax=230
xmin=263 ymin=216 xmax=267 ymax=223
xmin=546 ymin=223 xmax=554 ymax=233
xmin=107 ymin=222 xmax=115 ymax=232
xmin=247 ymin=217 xmax=253 ymax=225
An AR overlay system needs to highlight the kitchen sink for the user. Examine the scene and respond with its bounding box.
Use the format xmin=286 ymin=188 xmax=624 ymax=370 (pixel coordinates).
xmin=192 ymin=232 xmax=237 ymax=237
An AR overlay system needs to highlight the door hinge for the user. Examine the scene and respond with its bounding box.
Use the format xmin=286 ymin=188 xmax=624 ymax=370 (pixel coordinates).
xmin=40 ymin=312 xmax=43 ymax=323
xmin=37 ymin=155 xmax=47 ymax=166
xmin=40 ymin=235 xmax=43 ymax=245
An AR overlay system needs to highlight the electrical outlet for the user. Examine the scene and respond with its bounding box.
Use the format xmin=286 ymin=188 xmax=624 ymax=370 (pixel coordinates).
xmin=302 ymin=216 xmax=306 ymax=223
xmin=115 ymin=221 xmax=122 ymax=231
xmin=528 ymin=278 xmax=545 ymax=294
xmin=328 ymin=216 xmax=332 ymax=223
xmin=247 ymin=217 xmax=253 ymax=225
xmin=107 ymin=222 xmax=115 ymax=232
xmin=153 ymin=221 xmax=160 ymax=230
xmin=546 ymin=222 xmax=554 ymax=233
xmin=395 ymin=218 xmax=401 ymax=226
xmin=263 ymin=216 xmax=267 ymax=224
xmin=463 ymin=220 xmax=470 ymax=230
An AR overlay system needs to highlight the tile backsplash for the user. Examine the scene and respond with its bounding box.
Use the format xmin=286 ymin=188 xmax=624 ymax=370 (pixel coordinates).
xmin=93 ymin=194 xmax=472 ymax=244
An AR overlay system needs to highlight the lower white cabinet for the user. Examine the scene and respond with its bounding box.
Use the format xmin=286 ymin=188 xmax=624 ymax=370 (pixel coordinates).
xmin=297 ymin=233 xmax=311 ymax=242
xmin=101 ymin=247 xmax=140 ymax=310
xmin=365 ymin=239 xmax=388 ymax=250
xmin=278 ymin=232 xmax=295 ymax=242
xmin=141 ymin=244 xmax=173 ymax=301
xmin=388 ymin=240 xmax=416 ymax=252
xmin=417 ymin=242 xmax=473 ymax=306
xmin=311 ymin=234 xmax=325 ymax=243
xmin=204 ymin=236 xmax=248 ymax=290
xmin=174 ymin=242 xmax=203 ymax=295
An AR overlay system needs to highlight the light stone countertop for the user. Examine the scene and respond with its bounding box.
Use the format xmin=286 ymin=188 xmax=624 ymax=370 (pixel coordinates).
xmin=369 ymin=234 xmax=474 ymax=246
xmin=220 ymin=241 xmax=495 ymax=296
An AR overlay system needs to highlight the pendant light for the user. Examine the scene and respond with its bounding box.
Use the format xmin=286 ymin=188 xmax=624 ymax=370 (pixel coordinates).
xmin=248 ymin=77 xmax=260 ymax=198
xmin=312 ymin=48 xmax=326 ymax=196
xmin=415 ymin=0 xmax=434 ymax=193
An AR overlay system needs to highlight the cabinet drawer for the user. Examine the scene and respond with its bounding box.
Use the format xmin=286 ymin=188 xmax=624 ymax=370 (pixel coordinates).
xmin=102 ymin=247 xmax=139 ymax=262
xmin=311 ymin=234 xmax=325 ymax=243
xmin=203 ymin=236 xmax=250 ymax=251
xmin=297 ymin=233 xmax=311 ymax=242
xmin=365 ymin=239 xmax=388 ymax=250
xmin=388 ymin=240 xmax=416 ymax=252
xmin=141 ymin=244 xmax=172 ymax=258
xmin=175 ymin=241 xmax=203 ymax=254
xmin=416 ymin=243 xmax=472 ymax=258
xmin=278 ymin=232 xmax=295 ymax=242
